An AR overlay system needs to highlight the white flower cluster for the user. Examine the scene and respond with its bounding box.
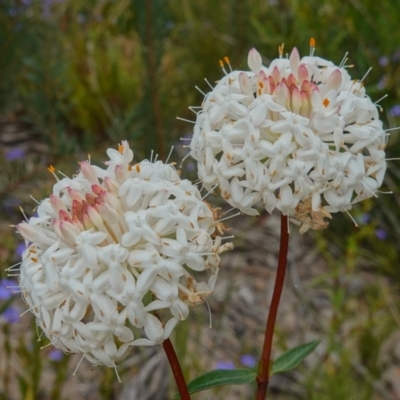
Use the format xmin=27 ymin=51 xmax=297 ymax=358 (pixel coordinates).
xmin=190 ymin=45 xmax=387 ymax=232
xmin=17 ymin=141 xmax=232 ymax=367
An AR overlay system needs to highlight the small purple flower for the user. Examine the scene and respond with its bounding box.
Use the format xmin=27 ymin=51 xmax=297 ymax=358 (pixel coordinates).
xmin=215 ymin=361 xmax=235 ymax=370
xmin=0 ymin=279 xmax=17 ymax=301
xmin=379 ymin=56 xmax=389 ymax=67
xmin=15 ymin=243 xmax=26 ymax=257
xmin=185 ymin=161 xmax=196 ymax=172
xmin=375 ymin=228 xmax=388 ymax=240
xmin=48 ymin=348 xmax=64 ymax=361
xmin=377 ymin=76 xmax=387 ymax=90
xmin=5 ymin=147 xmax=25 ymax=161
xmin=240 ymin=354 xmax=256 ymax=368
xmin=2 ymin=306 xmax=20 ymax=324
xmin=356 ymin=213 xmax=371 ymax=225
xmin=389 ymin=105 xmax=400 ymax=118
xmin=392 ymin=49 xmax=400 ymax=62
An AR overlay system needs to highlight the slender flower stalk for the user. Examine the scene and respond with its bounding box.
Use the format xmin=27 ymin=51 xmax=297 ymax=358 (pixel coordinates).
xmin=256 ymin=214 xmax=289 ymax=399
xmin=162 ymin=338 xmax=191 ymax=400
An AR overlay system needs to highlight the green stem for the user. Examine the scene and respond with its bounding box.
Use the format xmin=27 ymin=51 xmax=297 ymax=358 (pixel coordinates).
xmin=163 ymin=338 xmax=191 ymax=400
xmin=256 ymin=214 xmax=289 ymax=399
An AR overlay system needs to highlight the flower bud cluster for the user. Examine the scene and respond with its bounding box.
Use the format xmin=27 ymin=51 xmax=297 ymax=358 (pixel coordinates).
xmin=190 ymin=47 xmax=387 ymax=232
xmin=17 ymin=141 xmax=232 ymax=366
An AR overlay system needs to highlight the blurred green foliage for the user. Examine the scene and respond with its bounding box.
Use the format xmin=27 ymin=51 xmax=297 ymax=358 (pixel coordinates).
xmin=1 ymin=0 xmax=400 ymax=157
xmin=1 ymin=0 xmax=400 ymax=399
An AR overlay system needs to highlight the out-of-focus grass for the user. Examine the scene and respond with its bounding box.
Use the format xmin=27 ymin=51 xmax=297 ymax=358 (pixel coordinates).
xmin=1 ymin=0 xmax=400 ymax=399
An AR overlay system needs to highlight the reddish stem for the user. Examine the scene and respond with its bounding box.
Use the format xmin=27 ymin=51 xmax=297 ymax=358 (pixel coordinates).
xmin=256 ymin=214 xmax=289 ymax=399
xmin=162 ymin=338 xmax=191 ymax=400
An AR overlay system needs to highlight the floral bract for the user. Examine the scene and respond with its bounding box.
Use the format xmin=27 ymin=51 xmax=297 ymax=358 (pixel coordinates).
xmin=17 ymin=141 xmax=232 ymax=367
xmin=190 ymin=44 xmax=387 ymax=232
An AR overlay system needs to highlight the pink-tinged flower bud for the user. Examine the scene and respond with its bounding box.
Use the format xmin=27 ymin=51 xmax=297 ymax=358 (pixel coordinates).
xmin=79 ymin=161 xmax=99 ymax=185
xmin=115 ymin=165 xmax=130 ymax=184
xmin=68 ymin=188 xmax=84 ymax=202
xmin=59 ymin=210 xmax=72 ymax=223
xmin=60 ymin=221 xmax=80 ymax=247
xmin=17 ymin=223 xmax=45 ymax=244
xmin=299 ymin=91 xmax=309 ymax=116
xmin=50 ymin=194 xmax=67 ymax=214
xmin=239 ymin=72 xmax=253 ymax=96
xmin=275 ymin=81 xmax=289 ymax=107
xmin=87 ymin=206 xmax=105 ymax=232
xmin=267 ymin=76 xmax=276 ymax=94
xmin=326 ymin=69 xmax=342 ymax=91
xmin=82 ymin=212 xmax=94 ymax=230
xmin=247 ymin=48 xmax=262 ymax=73
xmin=271 ymin=66 xmax=281 ymax=84
xmin=52 ymin=219 xmax=63 ymax=241
xmin=298 ymin=64 xmax=309 ymax=82
xmin=103 ymin=176 xmax=119 ymax=193
xmin=286 ymin=73 xmax=297 ymax=88
xmin=91 ymin=184 xmax=104 ymax=196
xmin=291 ymin=86 xmax=302 ymax=114
xmin=289 ymin=47 xmax=300 ymax=74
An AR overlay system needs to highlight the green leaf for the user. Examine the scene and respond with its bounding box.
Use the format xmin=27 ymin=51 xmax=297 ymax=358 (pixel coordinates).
xmin=174 ymin=368 xmax=256 ymax=399
xmin=271 ymin=340 xmax=320 ymax=375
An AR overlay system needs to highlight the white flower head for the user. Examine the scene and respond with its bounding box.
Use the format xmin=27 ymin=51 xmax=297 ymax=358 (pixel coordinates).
xmin=190 ymin=42 xmax=388 ymax=232
xmin=17 ymin=142 xmax=232 ymax=367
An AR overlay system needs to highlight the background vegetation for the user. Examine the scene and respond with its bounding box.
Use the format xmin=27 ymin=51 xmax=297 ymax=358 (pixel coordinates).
xmin=1 ymin=0 xmax=400 ymax=399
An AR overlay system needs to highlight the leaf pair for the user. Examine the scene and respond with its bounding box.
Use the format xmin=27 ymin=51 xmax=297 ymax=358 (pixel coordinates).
xmin=174 ymin=340 xmax=319 ymax=398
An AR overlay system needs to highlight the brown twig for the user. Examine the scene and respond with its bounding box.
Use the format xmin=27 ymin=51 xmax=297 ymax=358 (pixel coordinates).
xmin=162 ymin=338 xmax=191 ymax=400
xmin=256 ymin=214 xmax=289 ymax=399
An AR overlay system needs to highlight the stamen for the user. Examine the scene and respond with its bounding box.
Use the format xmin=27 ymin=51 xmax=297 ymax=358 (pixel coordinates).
xmin=179 ymin=151 xmax=192 ymax=168
xmin=150 ymin=150 xmax=154 ymax=163
xmin=40 ymin=343 xmax=52 ymax=350
xmin=360 ymin=67 xmax=372 ymax=83
xmin=176 ymin=117 xmax=196 ymax=124
xmin=219 ymin=59 xmax=228 ymax=75
xmin=204 ymin=78 xmax=214 ymax=90
xmin=47 ymin=165 xmax=59 ymax=181
xmin=30 ymin=195 xmax=41 ymax=205
xmin=345 ymin=209 xmax=358 ymax=227
xmin=113 ymin=362 xmax=121 ymax=383
xmin=19 ymin=206 xmax=28 ymax=222
xmin=20 ymin=307 xmax=34 ymax=317
xmin=339 ymin=52 xmax=349 ymax=68
xmin=377 ymin=190 xmax=393 ymax=194
xmin=216 ymin=212 xmax=241 ymax=223
xmin=384 ymin=127 xmax=400 ymax=132
xmin=165 ymin=146 xmax=174 ymax=164
xmin=188 ymin=106 xmax=200 ymax=115
xmin=6 ymin=261 xmax=22 ymax=271
xmin=278 ymin=43 xmax=284 ymax=58
xmin=221 ymin=235 xmax=235 ymax=240
xmin=374 ymin=94 xmax=388 ymax=105
xmin=223 ymin=56 xmax=232 ymax=72
xmin=309 ymin=38 xmax=316 ymax=56
xmin=362 ymin=182 xmax=378 ymax=198
xmin=179 ymin=137 xmax=192 ymax=141
xmin=72 ymin=354 xmax=86 ymax=376
xmin=386 ymin=158 xmax=400 ymax=161
xmin=201 ymin=184 xmax=218 ymax=200
xmin=195 ymin=86 xmax=206 ymax=96
xmin=220 ymin=207 xmax=236 ymax=217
